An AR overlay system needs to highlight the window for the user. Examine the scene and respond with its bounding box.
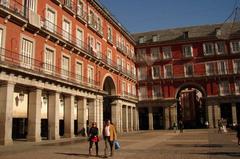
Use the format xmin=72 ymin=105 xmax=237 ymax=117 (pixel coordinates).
xmin=217 ymin=61 xmax=227 ymax=75
xmin=96 ymin=17 xmax=102 ymax=33
xmin=138 ymin=86 xmax=147 ymax=100
xmin=215 ymin=42 xmax=225 ymax=54
xmin=44 ymin=47 xmax=55 ymax=73
xmin=184 ymin=64 xmax=193 ymax=77
xmin=152 ymin=85 xmax=161 ymax=99
xmin=0 ymin=0 xmax=9 ymax=7
xmin=96 ymin=42 xmax=102 ymax=59
xmin=76 ymin=61 xmax=83 ymax=81
xmin=230 ymin=41 xmax=240 ymax=53
xmin=107 ymin=49 xmax=112 ymax=65
xmin=219 ymin=81 xmax=230 ymax=95
xmin=132 ymin=85 xmax=136 ymax=95
xmin=183 ymin=31 xmax=189 ymax=39
xmin=136 ymin=49 xmax=146 ymax=62
xmin=26 ymin=0 xmax=37 ymax=12
xmin=117 ymin=57 xmax=121 ymax=70
xmin=164 ymin=64 xmax=172 ymax=78
xmin=122 ymin=81 xmax=126 ymax=96
xmin=203 ymin=43 xmax=214 ymax=55
xmin=151 ymin=48 xmax=160 ymax=61
xmin=152 ymin=35 xmax=158 ymax=42
xmin=89 ymin=10 xmax=94 ymax=26
xmin=235 ymin=80 xmax=240 ymax=95
xmin=138 ymin=67 xmax=147 ymax=80
xmin=87 ymin=65 xmax=94 ymax=85
xmin=88 ymin=35 xmax=94 ymax=51
xmin=107 ymin=26 xmax=113 ymax=43
xmin=46 ymin=8 xmax=56 ymax=32
xmin=21 ymin=38 xmax=33 ymax=68
xmin=77 ymin=0 xmax=84 ymax=17
xmin=182 ymin=45 xmax=193 ymax=58
xmin=162 ymin=47 xmax=172 ymax=59
xmin=65 ymin=0 xmax=72 ymax=8
xmin=152 ymin=65 xmax=160 ymax=79
xmin=76 ymin=28 xmax=83 ymax=48
xmin=121 ymin=58 xmax=125 ymax=71
xmin=62 ymin=55 xmax=70 ymax=77
xmin=139 ymin=36 xmax=145 ymax=44
xmin=233 ymin=59 xmax=240 ymax=74
xmin=127 ymin=83 xmax=131 ymax=94
xmin=205 ymin=62 xmax=215 ymax=76
xmin=62 ymin=19 xmax=71 ymax=41
xmin=0 ymin=28 xmax=3 ymax=52
xmin=127 ymin=64 xmax=130 ymax=75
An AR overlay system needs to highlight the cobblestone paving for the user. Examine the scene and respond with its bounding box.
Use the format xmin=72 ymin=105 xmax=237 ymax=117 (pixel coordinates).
xmin=0 ymin=129 xmax=239 ymax=159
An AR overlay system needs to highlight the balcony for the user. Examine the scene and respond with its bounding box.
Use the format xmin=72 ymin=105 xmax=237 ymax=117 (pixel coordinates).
xmin=61 ymin=0 xmax=75 ymax=15
xmin=123 ymin=92 xmax=138 ymax=100
xmin=76 ymin=8 xmax=87 ymax=24
xmin=0 ymin=47 xmax=100 ymax=89
xmin=88 ymin=18 xmax=104 ymax=37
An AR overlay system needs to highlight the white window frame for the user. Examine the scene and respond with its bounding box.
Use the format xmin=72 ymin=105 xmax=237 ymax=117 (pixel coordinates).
xmin=205 ymin=62 xmax=215 ymax=76
xmin=1 ymin=0 xmax=9 ymax=7
xmin=230 ymin=40 xmax=240 ymax=53
xmin=233 ymin=59 xmax=240 ymax=74
xmin=152 ymin=65 xmax=160 ymax=79
xmin=132 ymin=85 xmax=136 ymax=95
xmin=61 ymin=53 xmax=70 ymax=78
xmin=162 ymin=46 xmax=172 ymax=59
xmin=217 ymin=60 xmax=228 ymax=75
xmin=136 ymin=49 xmax=146 ymax=62
xmin=0 ymin=24 xmax=6 ymax=60
xmin=138 ymin=67 xmax=147 ymax=80
xmin=184 ymin=63 xmax=194 ymax=77
xmin=76 ymin=26 xmax=84 ymax=49
xmin=88 ymin=34 xmax=95 ymax=51
xmin=152 ymin=35 xmax=158 ymax=42
xmin=44 ymin=45 xmax=55 ymax=74
xmin=164 ymin=64 xmax=172 ymax=78
xmin=219 ymin=81 xmax=230 ymax=96
xmin=76 ymin=60 xmax=83 ymax=82
xmin=215 ymin=41 xmax=225 ymax=55
xmin=77 ymin=0 xmax=85 ymax=17
xmin=139 ymin=36 xmax=145 ymax=44
xmin=45 ymin=5 xmax=57 ymax=32
xmin=182 ymin=45 xmax=193 ymax=58
xmin=62 ymin=17 xmax=71 ymax=41
xmin=26 ymin=0 xmax=38 ymax=12
xmin=150 ymin=47 xmax=160 ymax=61
xmin=203 ymin=43 xmax=214 ymax=56
xmin=235 ymin=80 xmax=240 ymax=95
xmin=122 ymin=81 xmax=126 ymax=96
xmin=107 ymin=48 xmax=112 ymax=65
xmin=138 ymin=86 xmax=147 ymax=100
xmin=127 ymin=83 xmax=131 ymax=94
xmin=20 ymin=34 xmax=35 ymax=69
xmin=87 ymin=65 xmax=94 ymax=86
xmin=107 ymin=25 xmax=113 ymax=42
xmin=152 ymin=85 xmax=161 ymax=99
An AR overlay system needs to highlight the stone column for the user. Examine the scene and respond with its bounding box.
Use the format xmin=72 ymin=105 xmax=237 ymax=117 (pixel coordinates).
xmin=130 ymin=106 xmax=133 ymax=131
xmin=0 ymin=82 xmax=15 ymax=145
xmin=48 ymin=92 xmax=60 ymax=140
xmin=148 ymin=106 xmax=154 ymax=130
xmin=120 ymin=104 xmax=123 ymax=133
xmin=27 ymin=88 xmax=42 ymax=142
xmin=88 ymin=99 xmax=96 ymax=124
xmin=171 ymin=106 xmax=177 ymax=126
xmin=111 ymin=100 xmax=121 ymax=132
xmin=122 ymin=105 xmax=129 ymax=132
xmin=98 ymin=96 xmax=103 ymax=133
xmin=133 ymin=107 xmax=136 ymax=131
xmin=232 ymin=103 xmax=237 ymax=125
xmin=64 ymin=95 xmax=75 ymax=138
xmin=136 ymin=108 xmax=140 ymax=131
xmin=207 ymin=104 xmax=214 ymax=128
xmin=77 ymin=97 xmax=87 ymax=132
xmin=164 ymin=107 xmax=170 ymax=130
xmin=213 ymin=104 xmax=221 ymax=128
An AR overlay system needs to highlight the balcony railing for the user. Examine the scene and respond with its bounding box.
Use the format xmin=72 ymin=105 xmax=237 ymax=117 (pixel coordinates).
xmin=123 ymin=91 xmax=138 ymax=99
xmin=0 ymin=47 xmax=99 ymax=89
xmin=0 ymin=0 xmax=28 ymax=18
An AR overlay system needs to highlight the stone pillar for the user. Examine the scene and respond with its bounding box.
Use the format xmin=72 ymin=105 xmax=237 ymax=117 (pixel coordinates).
xmin=148 ymin=106 xmax=154 ymax=130
xmin=0 ymin=82 xmax=15 ymax=145
xmin=88 ymin=99 xmax=96 ymax=124
xmin=136 ymin=108 xmax=140 ymax=131
xmin=119 ymin=104 xmax=123 ymax=133
xmin=48 ymin=92 xmax=60 ymax=140
xmin=122 ymin=105 xmax=128 ymax=132
xmin=98 ymin=96 xmax=103 ymax=133
xmin=77 ymin=97 xmax=87 ymax=132
xmin=207 ymin=104 xmax=214 ymax=128
xmin=64 ymin=95 xmax=75 ymax=138
xmin=232 ymin=103 xmax=237 ymax=125
xmin=27 ymin=88 xmax=42 ymax=142
xmin=164 ymin=107 xmax=170 ymax=129
xmin=111 ymin=100 xmax=121 ymax=132
xmin=171 ymin=106 xmax=177 ymax=126
xmin=133 ymin=107 xmax=136 ymax=131
xmin=213 ymin=104 xmax=221 ymax=128
xmin=130 ymin=106 xmax=133 ymax=131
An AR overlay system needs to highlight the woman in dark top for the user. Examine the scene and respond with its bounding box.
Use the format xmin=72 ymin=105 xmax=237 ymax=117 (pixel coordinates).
xmin=88 ymin=122 xmax=99 ymax=156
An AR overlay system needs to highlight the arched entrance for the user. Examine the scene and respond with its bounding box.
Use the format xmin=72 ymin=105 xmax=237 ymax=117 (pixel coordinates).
xmin=103 ymin=76 xmax=116 ymax=122
xmin=175 ymin=83 xmax=207 ymax=129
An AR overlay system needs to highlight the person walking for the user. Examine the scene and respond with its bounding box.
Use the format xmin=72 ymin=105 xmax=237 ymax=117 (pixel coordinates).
xmin=179 ymin=120 xmax=184 ymax=133
xmin=88 ymin=122 xmax=99 ymax=156
xmin=218 ymin=119 xmax=223 ymax=133
xmin=236 ymin=123 xmax=240 ymax=145
xmin=103 ymin=120 xmax=117 ymax=158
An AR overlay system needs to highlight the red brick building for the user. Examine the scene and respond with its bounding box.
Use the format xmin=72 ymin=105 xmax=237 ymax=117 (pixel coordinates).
xmin=133 ymin=24 xmax=240 ymax=130
xmin=0 ymin=0 xmax=138 ymax=145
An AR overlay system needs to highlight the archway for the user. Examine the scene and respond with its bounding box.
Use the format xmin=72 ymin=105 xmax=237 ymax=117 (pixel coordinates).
xmin=103 ymin=76 xmax=116 ymax=122
xmin=175 ymin=83 xmax=207 ymax=129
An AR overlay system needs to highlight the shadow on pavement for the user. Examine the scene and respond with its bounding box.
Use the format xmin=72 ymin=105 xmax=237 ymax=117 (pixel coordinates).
xmin=191 ymin=152 xmax=240 ymax=157
xmin=56 ymin=152 xmax=107 ymax=158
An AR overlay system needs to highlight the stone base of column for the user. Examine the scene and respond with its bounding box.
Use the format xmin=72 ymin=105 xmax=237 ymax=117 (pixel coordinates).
xmin=0 ymin=139 xmax=13 ymax=145
xmin=64 ymin=133 xmax=74 ymax=138
xmin=27 ymin=136 xmax=41 ymax=142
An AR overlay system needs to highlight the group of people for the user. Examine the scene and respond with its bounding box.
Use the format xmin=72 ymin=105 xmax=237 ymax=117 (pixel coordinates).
xmin=87 ymin=120 xmax=117 ymax=157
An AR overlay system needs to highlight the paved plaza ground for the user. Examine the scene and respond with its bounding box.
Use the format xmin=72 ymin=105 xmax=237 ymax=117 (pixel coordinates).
xmin=0 ymin=129 xmax=239 ymax=159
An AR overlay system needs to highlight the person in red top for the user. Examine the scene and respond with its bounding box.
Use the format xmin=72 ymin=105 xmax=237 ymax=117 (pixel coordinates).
xmin=88 ymin=122 xmax=99 ymax=156
xmin=102 ymin=120 xmax=117 ymax=158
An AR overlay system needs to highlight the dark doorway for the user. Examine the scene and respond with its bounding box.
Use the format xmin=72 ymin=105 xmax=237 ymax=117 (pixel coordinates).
xmin=139 ymin=107 xmax=149 ymax=130
xmin=41 ymin=119 xmax=48 ymax=139
xmin=59 ymin=120 xmax=64 ymax=136
xmin=220 ymin=103 xmax=233 ymax=127
xmin=153 ymin=107 xmax=164 ymax=129
xmin=12 ymin=118 xmax=28 ymax=139
xmin=103 ymin=97 xmax=112 ymax=122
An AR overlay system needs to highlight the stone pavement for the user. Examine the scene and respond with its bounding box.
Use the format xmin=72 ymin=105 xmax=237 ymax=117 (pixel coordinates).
xmin=0 ymin=129 xmax=239 ymax=159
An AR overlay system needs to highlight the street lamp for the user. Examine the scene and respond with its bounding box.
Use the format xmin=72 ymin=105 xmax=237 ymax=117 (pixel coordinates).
xmin=19 ymin=91 xmax=24 ymax=102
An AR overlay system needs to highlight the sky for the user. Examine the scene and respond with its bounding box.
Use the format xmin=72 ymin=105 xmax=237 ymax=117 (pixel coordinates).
xmin=99 ymin=0 xmax=238 ymax=33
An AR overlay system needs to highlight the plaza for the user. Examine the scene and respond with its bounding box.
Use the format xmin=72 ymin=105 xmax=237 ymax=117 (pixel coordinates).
xmin=0 ymin=129 xmax=239 ymax=159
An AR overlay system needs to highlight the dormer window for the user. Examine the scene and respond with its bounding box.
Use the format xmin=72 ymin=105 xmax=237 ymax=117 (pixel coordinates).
xmin=215 ymin=28 xmax=222 ymax=37
xmin=183 ymin=31 xmax=189 ymax=39
xmin=139 ymin=36 xmax=145 ymax=44
xmin=152 ymin=35 xmax=158 ymax=42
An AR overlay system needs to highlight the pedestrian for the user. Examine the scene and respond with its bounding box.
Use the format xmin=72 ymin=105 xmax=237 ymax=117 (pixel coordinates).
xmin=236 ymin=123 xmax=240 ymax=145
xmin=218 ymin=119 xmax=223 ymax=133
xmin=205 ymin=121 xmax=209 ymax=128
xmin=103 ymin=120 xmax=117 ymax=158
xmin=88 ymin=122 xmax=99 ymax=156
xmin=179 ymin=120 xmax=184 ymax=133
